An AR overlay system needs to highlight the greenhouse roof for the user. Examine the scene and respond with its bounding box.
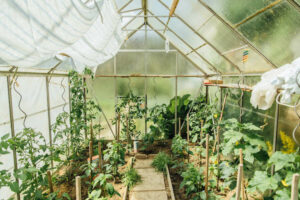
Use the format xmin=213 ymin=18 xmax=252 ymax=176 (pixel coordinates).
xmin=0 ymin=0 xmax=300 ymax=76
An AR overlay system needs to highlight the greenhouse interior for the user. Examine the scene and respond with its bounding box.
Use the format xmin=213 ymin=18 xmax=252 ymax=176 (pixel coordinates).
xmin=0 ymin=0 xmax=300 ymax=199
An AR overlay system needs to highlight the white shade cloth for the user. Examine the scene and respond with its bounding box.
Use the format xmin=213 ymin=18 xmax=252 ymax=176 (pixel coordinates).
xmin=0 ymin=0 xmax=125 ymax=71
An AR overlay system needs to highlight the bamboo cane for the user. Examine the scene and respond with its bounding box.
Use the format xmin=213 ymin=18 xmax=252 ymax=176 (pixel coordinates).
xmin=187 ymin=114 xmax=190 ymax=163
xmin=205 ymin=133 xmax=209 ymax=199
xmin=179 ymin=117 xmax=181 ymax=136
xmin=236 ymin=164 xmax=243 ymax=200
xmin=47 ymin=170 xmax=54 ymax=193
xmin=240 ymin=149 xmax=245 ymax=200
xmin=117 ymin=113 xmax=121 ymax=141
xmin=76 ymin=176 xmax=81 ymax=200
xmin=291 ymin=174 xmax=299 ymax=200
xmin=98 ymin=142 xmax=102 ymax=172
xmin=90 ymin=120 xmax=93 ymax=141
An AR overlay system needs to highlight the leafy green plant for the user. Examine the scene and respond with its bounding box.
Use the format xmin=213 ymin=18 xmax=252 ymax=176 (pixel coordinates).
xmin=86 ymin=173 xmax=120 ymax=200
xmin=103 ymin=141 xmax=126 ymax=176
xmin=122 ymin=167 xmax=141 ymax=188
xmin=114 ymin=91 xmax=146 ymax=145
xmin=171 ymin=135 xmax=192 ymax=158
xmin=220 ymin=119 xmax=268 ymax=181
xmin=180 ymin=164 xmax=205 ymax=200
xmin=248 ymin=151 xmax=300 ymax=199
xmin=151 ymin=152 xmax=171 ymax=172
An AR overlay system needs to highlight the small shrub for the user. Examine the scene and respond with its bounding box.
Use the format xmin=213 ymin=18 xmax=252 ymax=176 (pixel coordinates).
xmin=171 ymin=135 xmax=192 ymax=157
xmin=152 ymin=152 xmax=171 ymax=172
xmin=122 ymin=168 xmax=141 ymax=188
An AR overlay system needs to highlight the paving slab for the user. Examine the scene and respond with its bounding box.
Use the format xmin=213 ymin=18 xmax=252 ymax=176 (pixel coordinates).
xmin=134 ymin=159 xmax=153 ymax=169
xmin=132 ymin=168 xmax=165 ymax=191
xmin=130 ymin=191 xmax=168 ymax=200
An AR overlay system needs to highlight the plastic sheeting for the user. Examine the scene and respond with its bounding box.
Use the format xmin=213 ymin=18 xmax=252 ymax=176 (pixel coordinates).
xmin=251 ymin=57 xmax=300 ymax=110
xmin=0 ymin=0 xmax=125 ymax=71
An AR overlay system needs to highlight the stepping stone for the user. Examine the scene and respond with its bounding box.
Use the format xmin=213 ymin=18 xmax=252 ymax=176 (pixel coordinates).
xmin=130 ymin=191 xmax=168 ymax=200
xmin=134 ymin=159 xmax=153 ymax=169
xmin=132 ymin=168 xmax=165 ymax=191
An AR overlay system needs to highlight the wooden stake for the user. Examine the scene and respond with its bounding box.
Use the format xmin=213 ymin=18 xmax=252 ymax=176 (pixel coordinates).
xmin=291 ymin=174 xmax=299 ymax=200
xmin=187 ymin=114 xmax=190 ymax=142
xmin=89 ymin=141 xmax=93 ymax=164
xmin=200 ymin=120 xmax=204 ymax=165
xmin=98 ymin=142 xmax=102 ymax=172
xmin=126 ymin=115 xmax=130 ymax=147
xmin=76 ymin=176 xmax=81 ymax=200
xmin=205 ymin=133 xmax=209 ymax=199
xmin=187 ymin=114 xmax=190 ymax=163
xmin=239 ymin=149 xmax=245 ymax=200
xmin=236 ymin=164 xmax=243 ymax=200
xmin=117 ymin=113 xmax=121 ymax=141
xmin=216 ymin=126 xmax=220 ymax=191
xmin=90 ymin=120 xmax=93 ymax=141
xmin=89 ymin=141 xmax=93 ymax=181
xmin=178 ymin=118 xmax=181 ymax=136
xmin=47 ymin=170 xmax=54 ymax=193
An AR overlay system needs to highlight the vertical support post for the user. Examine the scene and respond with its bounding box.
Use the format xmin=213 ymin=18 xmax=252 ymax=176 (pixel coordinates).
xmin=200 ymin=119 xmax=204 ymax=165
xmin=45 ymin=76 xmax=54 ymax=168
xmin=236 ymin=164 xmax=243 ymax=200
xmin=205 ymin=133 xmax=209 ymax=199
xmin=68 ymin=76 xmax=72 ymax=116
xmin=47 ymin=170 xmax=54 ymax=193
xmin=76 ymin=176 xmax=81 ymax=200
xmin=144 ymin=24 xmax=148 ymax=135
xmin=98 ymin=142 xmax=102 ymax=172
xmin=83 ymin=77 xmax=87 ymax=140
xmin=239 ymin=90 xmax=244 ymax=123
xmin=175 ymin=52 xmax=178 ymax=136
xmin=6 ymin=76 xmax=21 ymax=200
xmin=220 ymin=87 xmax=223 ymax=111
xmin=271 ymin=101 xmax=279 ymax=175
xmin=291 ymin=174 xmax=299 ymax=200
xmin=114 ymin=56 xmax=118 ymax=137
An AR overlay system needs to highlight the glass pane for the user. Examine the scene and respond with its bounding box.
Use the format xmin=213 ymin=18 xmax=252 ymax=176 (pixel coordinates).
xmin=178 ymin=78 xmax=203 ymax=98
xmin=201 ymin=0 xmax=278 ymax=25
xmin=116 ymin=52 xmax=145 ymax=74
xmin=237 ymin=2 xmax=300 ymax=66
xmin=197 ymin=45 xmax=239 ymax=73
xmin=96 ymin=58 xmax=114 ymax=75
xmin=161 ymin=0 xmax=213 ymax=31
xmin=146 ymin=52 xmax=176 ymax=75
xmin=168 ymin=17 xmax=205 ymax=49
xmin=146 ymin=30 xmax=165 ymax=49
xmin=177 ymin=53 xmax=203 ymax=75
xmin=122 ymin=30 xmax=145 ymax=49
xmin=188 ymin=52 xmax=216 ymax=74
xmin=90 ymin=77 xmax=115 ymax=139
xmin=148 ymin=0 xmax=169 ymax=23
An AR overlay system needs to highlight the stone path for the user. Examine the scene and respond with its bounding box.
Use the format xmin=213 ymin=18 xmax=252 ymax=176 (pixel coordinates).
xmin=129 ymin=157 xmax=168 ymax=200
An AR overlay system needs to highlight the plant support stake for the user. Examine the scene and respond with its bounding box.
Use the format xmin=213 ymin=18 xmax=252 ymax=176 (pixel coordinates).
xmin=205 ymin=133 xmax=209 ymax=199
xmin=291 ymin=174 xmax=299 ymax=200
xmin=76 ymin=176 xmax=81 ymax=200
xmin=98 ymin=142 xmax=102 ymax=172
xmin=47 ymin=171 xmax=54 ymax=193
xmin=236 ymin=164 xmax=243 ymax=200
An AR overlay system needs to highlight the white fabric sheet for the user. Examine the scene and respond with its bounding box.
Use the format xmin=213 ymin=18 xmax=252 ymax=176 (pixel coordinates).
xmin=0 ymin=0 xmax=125 ymax=71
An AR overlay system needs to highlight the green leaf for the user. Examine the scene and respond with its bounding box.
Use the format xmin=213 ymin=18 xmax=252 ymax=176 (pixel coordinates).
xmin=268 ymin=151 xmax=295 ymax=171
xmin=8 ymin=181 xmax=20 ymax=193
xmin=248 ymin=171 xmax=278 ymax=194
